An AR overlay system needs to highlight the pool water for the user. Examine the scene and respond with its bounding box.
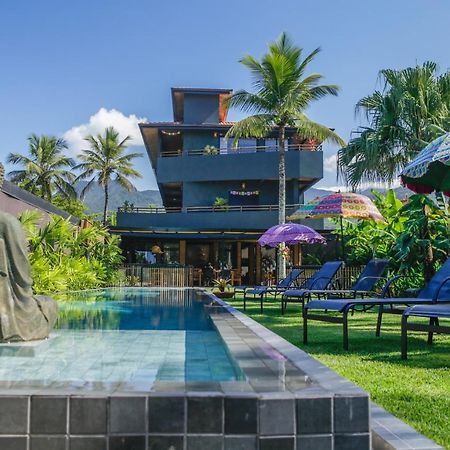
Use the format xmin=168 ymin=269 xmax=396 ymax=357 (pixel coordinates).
xmin=0 ymin=289 xmax=240 ymax=389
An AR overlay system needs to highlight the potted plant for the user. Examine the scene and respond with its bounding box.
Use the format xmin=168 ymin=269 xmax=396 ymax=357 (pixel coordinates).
xmin=203 ymin=145 xmax=219 ymax=155
xmin=212 ymin=278 xmax=234 ymax=298
xmin=213 ymin=197 xmax=228 ymax=211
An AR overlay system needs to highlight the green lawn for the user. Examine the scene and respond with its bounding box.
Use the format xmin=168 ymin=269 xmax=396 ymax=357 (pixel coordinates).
xmin=226 ymin=294 xmax=450 ymax=449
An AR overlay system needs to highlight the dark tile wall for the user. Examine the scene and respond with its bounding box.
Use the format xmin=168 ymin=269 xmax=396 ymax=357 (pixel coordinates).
xmin=0 ymin=393 xmax=371 ymax=450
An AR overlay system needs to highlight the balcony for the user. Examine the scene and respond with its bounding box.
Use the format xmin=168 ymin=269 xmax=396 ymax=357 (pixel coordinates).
xmin=156 ymin=144 xmax=323 ymax=183
xmin=116 ymin=203 xmax=324 ymax=232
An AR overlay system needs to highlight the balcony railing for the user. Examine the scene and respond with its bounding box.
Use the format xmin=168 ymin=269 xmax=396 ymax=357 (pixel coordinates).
xmin=118 ymin=203 xmax=302 ymax=214
xmin=160 ymin=143 xmax=321 ymax=158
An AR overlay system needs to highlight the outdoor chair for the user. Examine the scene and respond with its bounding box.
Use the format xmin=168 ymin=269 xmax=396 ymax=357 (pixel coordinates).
xmin=282 ymin=259 xmax=389 ymax=313
xmin=303 ymin=257 xmax=450 ymax=350
xmin=281 ymin=261 xmax=344 ymax=313
xmin=401 ymin=303 xmax=450 ymax=359
xmin=241 ymin=268 xmax=304 ymax=312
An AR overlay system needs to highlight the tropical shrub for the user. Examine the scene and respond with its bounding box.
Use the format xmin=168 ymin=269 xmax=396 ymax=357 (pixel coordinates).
xmin=340 ymin=190 xmax=450 ymax=291
xmin=19 ymin=211 xmax=124 ymax=295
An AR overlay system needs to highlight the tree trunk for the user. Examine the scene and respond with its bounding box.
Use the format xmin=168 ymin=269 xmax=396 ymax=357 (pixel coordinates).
xmin=103 ymin=183 xmax=109 ymax=225
xmin=278 ymin=125 xmax=287 ymax=281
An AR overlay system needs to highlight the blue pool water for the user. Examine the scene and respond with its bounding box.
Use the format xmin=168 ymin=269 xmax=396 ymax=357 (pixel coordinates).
xmin=0 ymin=289 xmax=240 ymax=389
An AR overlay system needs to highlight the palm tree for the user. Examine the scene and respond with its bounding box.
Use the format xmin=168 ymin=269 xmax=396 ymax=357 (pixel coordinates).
xmin=225 ymin=33 xmax=345 ymax=278
xmin=338 ymin=62 xmax=450 ymax=189
xmin=75 ymin=126 xmax=142 ymax=224
xmin=7 ymin=134 xmax=76 ymax=201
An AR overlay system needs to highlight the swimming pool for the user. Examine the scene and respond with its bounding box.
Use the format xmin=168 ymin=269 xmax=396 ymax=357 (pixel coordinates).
xmin=0 ymin=288 xmax=241 ymax=389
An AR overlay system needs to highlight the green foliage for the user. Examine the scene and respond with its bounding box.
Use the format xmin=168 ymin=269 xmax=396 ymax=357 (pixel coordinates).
xmin=51 ymin=195 xmax=87 ymax=218
xmin=341 ymin=190 xmax=450 ymax=288
xmin=338 ymin=62 xmax=450 ymax=188
xmin=212 ymin=278 xmax=232 ymax=292
xmin=121 ymin=200 xmax=135 ymax=212
xmin=203 ymin=145 xmax=219 ymax=155
xmin=7 ymin=134 xmax=76 ymax=200
xmin=74 ymin=126 xmax=142 ymax=224
xmin=213 ymin=197 xmax=228 ymax=209
xmin=18 ymin=212 xmax=124 ymax=294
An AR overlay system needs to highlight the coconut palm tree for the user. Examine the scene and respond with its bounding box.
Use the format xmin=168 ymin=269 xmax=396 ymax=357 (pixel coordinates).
xmin=225 ymin=33 xmax=345 ymax=278
xmin=7 ymin=134 xmax=76 ymax=201
xmin=338 ymin=62 xmax=450 ymax=189
xmin=75 ymin=126 xmax=142 ymax=224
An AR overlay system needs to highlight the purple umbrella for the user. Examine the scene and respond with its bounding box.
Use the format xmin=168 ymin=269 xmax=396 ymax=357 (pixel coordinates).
xmin=258 ymin=223 xmax=326 ymax=247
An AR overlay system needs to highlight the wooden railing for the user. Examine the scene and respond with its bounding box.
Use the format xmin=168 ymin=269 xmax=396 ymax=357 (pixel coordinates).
xmin=120 ymin=264 xmax=194 ymax=287
xmin=295 ymin=265 xmax=365 ymax=290
xmin=160 ymin=143 xmax=322 ymax=157
xmin=118 ymin=203 xmax=302 ymax=214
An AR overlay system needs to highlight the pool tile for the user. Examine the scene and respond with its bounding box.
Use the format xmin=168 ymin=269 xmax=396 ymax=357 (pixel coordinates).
xmin=334 ymin=396 xmax=369 ymax=433
xmin=295 ymin=435 xmax=332 ymax=450
xmin=224 ymin=436 xmax=257 ymax=450
xmin=148 ymin=396 xmax=185 ymax=433
xmin=31 ymin=396 xmax=67 ymax=434
xmin=30 ymin=436 xmax=68 ymax=450
xmin=259 ymin=437 xmax=295 ymax=450
xmin=109 ymin=436 xmax=146 ymax=450
xmin=334 ymin=433 xmax=370 ymax=450
xmin=186 ymin=435 xmax=223 ymax=450
xmin=148 ymin=435 xmax=184 ymax=450
xmin=0 ymin=397 xmax=28 ymax=434
xmin=259 ymin=398 xmax=295 ymax=436
xmin=225 ymin=397 xmax=257 ymax=434
xmin=296 ymin=397 xmax=332 ymax=435
xmin=69 ymin=437 xmax=107 ymax=450
xmin=109 ymin=397 xmax=146 ymax=433
xmin=0 ymin=437 xmax=28 ymax=450
xmin=187 ymin=396 xmax=223 ymax=433
xmin=69 ymin=397 xmax=107 ymax=434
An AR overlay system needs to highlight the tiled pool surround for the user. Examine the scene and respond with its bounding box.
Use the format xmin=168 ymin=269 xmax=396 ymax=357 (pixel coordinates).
xmin=0 ymin=288 xmax=440 ymax=450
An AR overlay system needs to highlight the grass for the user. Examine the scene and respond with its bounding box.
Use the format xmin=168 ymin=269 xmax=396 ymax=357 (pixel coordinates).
xmin=226 ymin=294 xmax=450 ymax=449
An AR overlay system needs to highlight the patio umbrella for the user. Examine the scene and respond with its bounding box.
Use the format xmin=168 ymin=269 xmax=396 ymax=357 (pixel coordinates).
xmin=288 ymin=192 xmax=385 ymax=259
xmin=258 ymin=223 xmax=326 ymax=247
xmin=400 ymin=133 xmax=450 ymax=195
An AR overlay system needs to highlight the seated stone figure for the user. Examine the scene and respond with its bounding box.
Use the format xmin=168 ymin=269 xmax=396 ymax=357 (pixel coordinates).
xmin=0 ymin=211 xmax=58 ymax=342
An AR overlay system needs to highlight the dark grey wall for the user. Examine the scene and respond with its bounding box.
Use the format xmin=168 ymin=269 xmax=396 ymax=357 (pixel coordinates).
xmin=184 ymin=93 xmax=219 ymax=124
xmin=183 ymin=131 xmax=219 ymax=153
xmin=183 ymin=180 xmax=301 ymax=207
xmin=116 ymin=209 xmax=323 ymax=231
xmin=157 ymin=151 xmax=323 ymax=183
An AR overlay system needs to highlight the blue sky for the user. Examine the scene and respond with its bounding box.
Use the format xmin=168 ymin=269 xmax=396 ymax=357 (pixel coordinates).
xmin=1 ymin=0 xmax=449 ymax=190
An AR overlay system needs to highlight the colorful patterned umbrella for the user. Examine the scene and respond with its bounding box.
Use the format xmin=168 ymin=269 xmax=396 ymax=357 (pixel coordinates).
xmin=400 ymin=133 xmax=450 ymax=195
xmin=288 ymin=192 xmax=385 ymax=259
xmin=258 ymin=223 xmax=326 ymax=248
xmin=288 ymin=192 xmax=385 ymax=222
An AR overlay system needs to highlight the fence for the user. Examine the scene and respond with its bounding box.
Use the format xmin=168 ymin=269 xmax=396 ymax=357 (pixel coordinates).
xmin=120 ymin=264 xmax=194 ymax=288
xmin=295 ymin=265 xmax=365 ymax=290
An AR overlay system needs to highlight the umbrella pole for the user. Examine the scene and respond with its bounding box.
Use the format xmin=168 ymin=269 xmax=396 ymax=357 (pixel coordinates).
xmin=340 ymin=216 xmax=345 ymax=261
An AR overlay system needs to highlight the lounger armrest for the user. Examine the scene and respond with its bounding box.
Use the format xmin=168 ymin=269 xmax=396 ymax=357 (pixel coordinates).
xmin=433 ymin=275 xmax=450 ymax=302
xmin=380 ymin=274 xmax=406 ymax=298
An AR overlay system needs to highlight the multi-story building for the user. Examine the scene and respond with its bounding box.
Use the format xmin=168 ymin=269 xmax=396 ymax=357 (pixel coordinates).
xmin=113 ymin=87 xmax=325 ymax=284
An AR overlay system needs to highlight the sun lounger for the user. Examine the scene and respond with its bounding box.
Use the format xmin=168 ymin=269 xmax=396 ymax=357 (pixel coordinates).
xmin=401 ymin=303 xmax=450 ymax=359
xmin=281 ymin=261 xmax=344 ymax=313
xmin=242 ymin=268 xmax=304 ymax=312
xmin=303 ymin=258 xmax=450 ymax=349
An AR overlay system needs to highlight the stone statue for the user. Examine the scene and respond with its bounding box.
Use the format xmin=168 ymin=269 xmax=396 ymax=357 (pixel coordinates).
xmin=0 ymin=163 xmax=58 ymax=342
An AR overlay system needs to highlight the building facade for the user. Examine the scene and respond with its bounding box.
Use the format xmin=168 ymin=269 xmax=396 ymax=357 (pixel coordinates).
xmin=113 ymin=88 xmax=325 ymax=285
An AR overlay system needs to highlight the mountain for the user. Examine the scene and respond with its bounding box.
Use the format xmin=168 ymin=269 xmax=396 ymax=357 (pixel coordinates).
xmin=76 ymin=181 xmax=162 ymax=213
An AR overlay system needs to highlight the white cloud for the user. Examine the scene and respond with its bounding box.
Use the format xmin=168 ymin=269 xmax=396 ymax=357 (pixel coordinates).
xmin=324 ymin=153 xmax=337 ymax=173
xmin=63 ymin=108 xmax=148 ymax=156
